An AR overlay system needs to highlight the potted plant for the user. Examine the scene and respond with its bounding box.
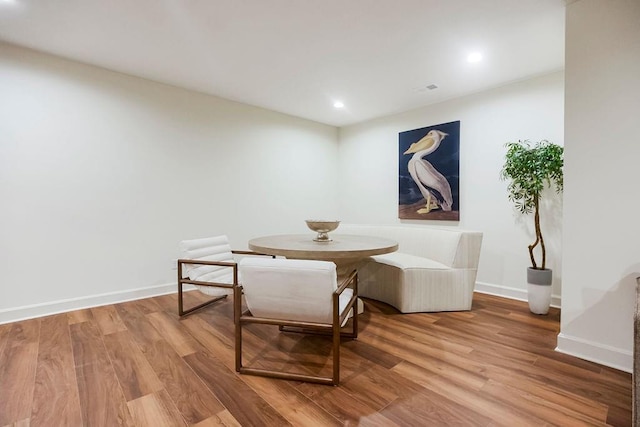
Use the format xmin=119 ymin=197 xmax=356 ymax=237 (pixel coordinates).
xmin=500 ymin=140 xmax=563 ymax=314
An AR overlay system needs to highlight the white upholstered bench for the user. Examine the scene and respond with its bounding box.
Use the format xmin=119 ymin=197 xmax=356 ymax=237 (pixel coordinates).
xmin=339 ymin=224 xmax=483 ymax=313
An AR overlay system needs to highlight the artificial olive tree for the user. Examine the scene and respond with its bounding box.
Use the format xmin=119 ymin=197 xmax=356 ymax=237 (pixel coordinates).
xmin=500 ymin=140 xmax=563 ymax=270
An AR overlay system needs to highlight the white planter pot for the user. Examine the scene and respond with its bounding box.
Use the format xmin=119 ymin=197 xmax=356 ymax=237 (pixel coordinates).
xmin=527 ymin=268 xmax=552 ymax=315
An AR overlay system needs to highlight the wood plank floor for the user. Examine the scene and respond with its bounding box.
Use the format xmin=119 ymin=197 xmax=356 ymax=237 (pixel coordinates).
xmin=0 ymin=292 xmax=632 ymax=426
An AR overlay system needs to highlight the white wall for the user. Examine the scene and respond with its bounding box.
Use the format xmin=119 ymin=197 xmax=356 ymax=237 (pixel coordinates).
xmin=0 ymin=43 xmax=339 ymax=322
xmin=338 ymin=72 xmax=565 ymax=302
xmin=559 ymin=0 xmax=640 ymax=372
xmin=1 ymin=4 xmax=637 ymax=375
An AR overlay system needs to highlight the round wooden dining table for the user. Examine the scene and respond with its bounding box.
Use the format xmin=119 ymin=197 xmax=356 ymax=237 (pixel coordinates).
xmin=248 ymin=233 xmax=398 ymax=277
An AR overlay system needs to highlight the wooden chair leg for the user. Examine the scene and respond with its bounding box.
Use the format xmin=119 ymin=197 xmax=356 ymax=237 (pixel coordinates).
xmin=178 ymin=281 xmax=227 ymax=316
xmin=333 ymin=318 xmax=340 ymax=385
xmin=352 ymin=274 xmax=359 ymax=339
xmin=234 ymin=286 xmax=243 ymax=373
xmin=177 ymin=259 xmax=234 ymax=317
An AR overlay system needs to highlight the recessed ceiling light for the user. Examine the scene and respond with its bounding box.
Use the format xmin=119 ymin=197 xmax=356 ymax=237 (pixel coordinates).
xmin=333 ymin=101 xmax=345 ymax=109
xmin=467 ymin=52 xmax=483 ymax=63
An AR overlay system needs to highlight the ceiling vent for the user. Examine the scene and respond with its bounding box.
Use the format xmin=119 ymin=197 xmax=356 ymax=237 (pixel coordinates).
xmin=413 ymin=84 xmax=439 ymax=93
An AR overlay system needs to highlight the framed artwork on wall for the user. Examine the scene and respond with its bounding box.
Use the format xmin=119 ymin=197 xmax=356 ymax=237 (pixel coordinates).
xmin=399 ymin=120 xmax=460 ymax=220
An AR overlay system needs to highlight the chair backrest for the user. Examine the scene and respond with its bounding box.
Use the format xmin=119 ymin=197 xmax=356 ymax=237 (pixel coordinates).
xmin=179 ymin=235 xmax=234 ymax=281
xmin=239 ymin=257 xmax=338 ymax=324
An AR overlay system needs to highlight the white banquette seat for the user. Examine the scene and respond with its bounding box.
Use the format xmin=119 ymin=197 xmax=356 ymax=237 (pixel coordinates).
xmin=338 ymin=224 xmax=483 ymax=313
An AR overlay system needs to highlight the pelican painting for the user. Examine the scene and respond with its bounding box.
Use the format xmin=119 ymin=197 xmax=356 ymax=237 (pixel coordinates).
xmin=404 ymin=130 xmax=453 ymax=213
xmin=399 ymin=121 xmax=460 ymax=220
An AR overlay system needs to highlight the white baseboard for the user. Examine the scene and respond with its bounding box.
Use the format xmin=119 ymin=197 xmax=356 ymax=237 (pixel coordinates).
xmin=474 ymin=281 xmax=561 ymax=308
xmin=0 ymin=282 xmax=177 ymax=325
xmin=556 ymin=333 xmax=632 ymax=373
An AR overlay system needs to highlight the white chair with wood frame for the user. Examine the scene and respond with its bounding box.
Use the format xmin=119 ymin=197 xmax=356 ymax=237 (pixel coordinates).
xmin=235 ymin=257 xmax=358 ymax=386
xmin=177 ymin=235 xmax=272 ymax=316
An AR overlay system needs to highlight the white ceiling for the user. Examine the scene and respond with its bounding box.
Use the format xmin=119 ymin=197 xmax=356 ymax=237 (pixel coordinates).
xmin=0 ymin=0 xmax=566 ymax=127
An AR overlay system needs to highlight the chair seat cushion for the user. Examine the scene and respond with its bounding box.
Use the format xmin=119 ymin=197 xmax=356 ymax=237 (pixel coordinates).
xmin=339 ymin=288 xmax=354 ymax=326
xmin=239 ymin=258 xmax=354 ymax=324
xmin=252 ymin=287 xmax=354 ymax=324
xmin=371 ymin=252 xmax=451 ymax=270
xmin=196 ymin=285 xmax=232 ymax=297
xmin=193 ymin=271 xmax=236 ymax=297
xmin=196 ymin=271 xmax=237 ymax=285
